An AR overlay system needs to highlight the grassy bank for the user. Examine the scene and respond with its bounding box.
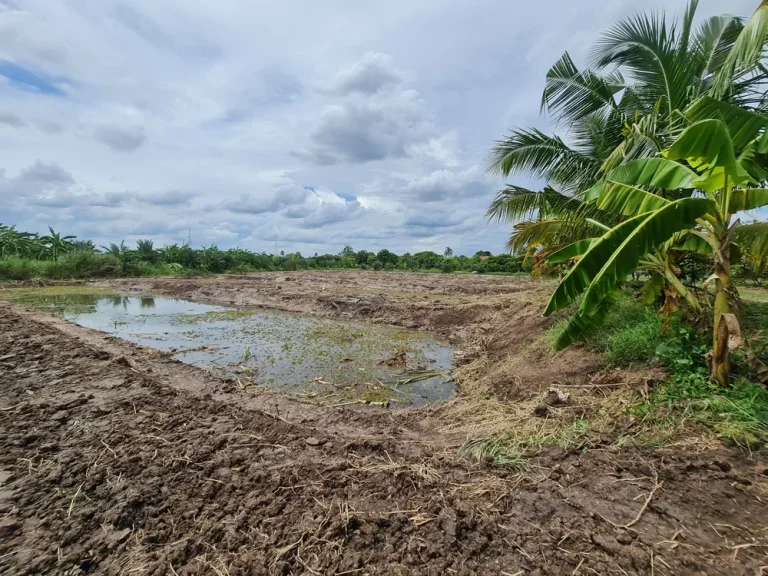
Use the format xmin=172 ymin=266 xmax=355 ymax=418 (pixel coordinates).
xmin=456 ymin=291 xmax=768 ymax=470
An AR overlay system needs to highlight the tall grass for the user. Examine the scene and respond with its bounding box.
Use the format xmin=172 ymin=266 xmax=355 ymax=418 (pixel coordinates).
xmin=0 ymin=253 xmax=183 ymax=281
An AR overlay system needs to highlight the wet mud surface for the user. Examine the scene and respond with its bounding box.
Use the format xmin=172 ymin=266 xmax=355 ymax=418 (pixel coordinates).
xmin=1 ymin=272 xmax=767 ymax=575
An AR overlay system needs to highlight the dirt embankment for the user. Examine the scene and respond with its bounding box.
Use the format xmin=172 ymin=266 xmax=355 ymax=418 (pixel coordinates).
xmin=1 ymin=272 xmax=767 ymax=575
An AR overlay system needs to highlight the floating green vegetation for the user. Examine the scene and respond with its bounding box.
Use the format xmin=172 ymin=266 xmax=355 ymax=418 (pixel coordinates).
xmin=170 ymin=309 xmax=261 ymax=324
xmin=0 ymin=285 xmax=117 ymax=301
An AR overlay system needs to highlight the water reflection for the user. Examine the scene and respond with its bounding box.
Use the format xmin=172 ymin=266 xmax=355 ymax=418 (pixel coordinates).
xmin=9 ymin=292 xmax=455 ymax=407
xmin=17 ymin=294 xmax=158 ymax=315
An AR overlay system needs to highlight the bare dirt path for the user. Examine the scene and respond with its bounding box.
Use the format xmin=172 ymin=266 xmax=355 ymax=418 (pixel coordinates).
xmin=1 ymin=273 xmax=767 ymax=575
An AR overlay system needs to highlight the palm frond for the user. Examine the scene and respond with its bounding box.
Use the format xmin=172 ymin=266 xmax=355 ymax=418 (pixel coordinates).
xmin=505 ymin=219 xmax=567 ymax=253
xmin=713 ymin=1 xmax=768 ymax=98
xmin=541 ymin=52 xmax=625 ymax=124
xmin=485 ymin=128 xmax=596 ymax=190
xmin=591 ymin=8 xmax=685 ymax=115
xmin=695 ymin=15 xmax=744 ymax=78
xmin=485 ymin=186 xmax=555 ymax=223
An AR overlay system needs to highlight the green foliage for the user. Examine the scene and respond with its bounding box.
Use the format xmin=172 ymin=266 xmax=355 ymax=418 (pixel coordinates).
xmin=598 ymin=300 xmax=674 ymax=365
xmin=734 ymin=222 xmax=768 ymax=285
xmin=632 ymin=326 xmax=768 ymax=446
xmin=548 ymin=113 xmax=768 ymax=352
xmin=546 ymin=198 xmax=712 ymax=349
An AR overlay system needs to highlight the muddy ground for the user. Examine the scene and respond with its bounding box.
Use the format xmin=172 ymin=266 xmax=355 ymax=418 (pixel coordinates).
xmin=1 ymin=271 xmax=767 ymax=575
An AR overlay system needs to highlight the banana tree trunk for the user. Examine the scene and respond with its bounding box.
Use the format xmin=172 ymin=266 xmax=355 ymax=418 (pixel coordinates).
xmin=711 ymin=242 xmax=732 ymax=386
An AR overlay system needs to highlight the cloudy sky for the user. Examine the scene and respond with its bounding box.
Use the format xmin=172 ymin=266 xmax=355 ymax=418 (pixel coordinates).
xmin=0 ymin=0 xmax=758 ymax=255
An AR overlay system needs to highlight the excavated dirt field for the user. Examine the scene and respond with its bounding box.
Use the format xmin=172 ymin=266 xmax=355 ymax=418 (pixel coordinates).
xmin=1 ymin=271 xmax=767 ymax=575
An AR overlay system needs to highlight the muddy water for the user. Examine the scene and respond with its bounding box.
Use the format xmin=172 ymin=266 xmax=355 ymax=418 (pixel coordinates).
xmin=5 ymin=290 xmax=454 ymax=406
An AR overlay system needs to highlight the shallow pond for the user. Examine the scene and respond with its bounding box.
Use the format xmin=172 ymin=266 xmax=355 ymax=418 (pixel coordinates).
xmin=3 ymin=289 xmax=454 ymax=407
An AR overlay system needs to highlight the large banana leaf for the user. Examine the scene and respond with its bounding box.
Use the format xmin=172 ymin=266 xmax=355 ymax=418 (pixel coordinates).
xmin=544 ymin=214 xmax=646 ymax=315
xmin=679 ymin=231 xmax=714 ymax=255
xmin=576 ymin=198 xmax=713 ymax=320
xmin=738 ymin=139 xmax=768 ymax=182
xmin=596 ymin=182 xmax=671 ymax=216
xmin=545 ymin=197 xmax=713 ymax=317
xmin=686 ymin=96 xmax=768 ymax=151
xmin=666 ymin=119 xmax=751 ymax=191
xmin=554 ymin=285 xmax=622 ymax=350
xmin=605 ymin=158 xmax=699 ymax=190
xmin=727 ymin=188 xmax=768 ymax=213
xmin=546 ymin=239 xmax=595 ymax=264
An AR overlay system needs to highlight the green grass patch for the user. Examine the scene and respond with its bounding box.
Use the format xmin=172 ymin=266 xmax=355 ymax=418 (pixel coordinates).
xmin=548 ymin=292 xmax=676 ymax=366
xmin=738 ymin=285 xmax=768 ymax=304
xmin=742 ymin=299 xmax=768 ymax=333
xmin=0 ymin=285 xmax=117 ymax=300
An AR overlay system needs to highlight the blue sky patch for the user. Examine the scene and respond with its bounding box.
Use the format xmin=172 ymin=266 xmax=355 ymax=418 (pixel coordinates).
xmin=0 ymin=61 xmax=67 ymax=96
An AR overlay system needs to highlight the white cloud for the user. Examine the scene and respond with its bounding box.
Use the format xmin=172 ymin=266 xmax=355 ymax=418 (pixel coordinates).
xmin=329 ymin=52 xmax=403 ymax=95
xmin=302 ymin=86 xmax=436 ymax=165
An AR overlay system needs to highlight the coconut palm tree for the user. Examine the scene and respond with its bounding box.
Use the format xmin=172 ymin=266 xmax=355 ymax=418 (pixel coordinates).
xmin=486 ymin=0 xmax=768 ymax=251
xmin=136 ymin=239 xmax=157 ymax=263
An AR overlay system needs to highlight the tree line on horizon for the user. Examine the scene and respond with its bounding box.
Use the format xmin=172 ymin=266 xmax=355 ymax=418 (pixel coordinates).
xmin=0 ymin=223 xmax=528 ymax=279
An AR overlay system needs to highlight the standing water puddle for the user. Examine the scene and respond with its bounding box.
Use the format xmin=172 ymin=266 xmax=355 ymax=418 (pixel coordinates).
xmin=4 ymin=290 xmax=454 ymax=407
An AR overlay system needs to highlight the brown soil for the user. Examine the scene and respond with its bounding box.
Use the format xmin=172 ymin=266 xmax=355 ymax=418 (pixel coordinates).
xmin=1 ymin=272 xmax=767 ymax=575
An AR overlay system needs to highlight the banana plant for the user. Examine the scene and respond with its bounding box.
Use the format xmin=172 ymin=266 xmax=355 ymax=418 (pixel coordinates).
xmin=40 ymin=227 xmax=76 ymax=260
xmin=545 ymin=116 xmax=768 ymax=385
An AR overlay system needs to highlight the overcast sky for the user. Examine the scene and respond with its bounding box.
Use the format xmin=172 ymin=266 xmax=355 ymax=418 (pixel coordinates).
xmin=0 ymin=0 xmax=758 ymax=255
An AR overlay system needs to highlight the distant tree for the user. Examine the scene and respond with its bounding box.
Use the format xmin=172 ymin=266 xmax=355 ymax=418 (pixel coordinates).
xmin=71 ymin=240 xmax=97 ymax=253
xmin=340 ymin=245 xmax=355 ymax=257
xmin=100 ymin=241 xmax=131 ymax=273
xmin=474 ymin=250 xmax=492 ymax=258
xmin=40 ymin=226 xmax=76 ymax=259
xmin=136 ymin=239 xmax=157 ymax=263
xmin=444 ymin=247 xmax=453 ymax=257
xmin=376 ymin=249 xmax=398 ymax=266
xmin=355 ymin=250 xmax=373 ymax=266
